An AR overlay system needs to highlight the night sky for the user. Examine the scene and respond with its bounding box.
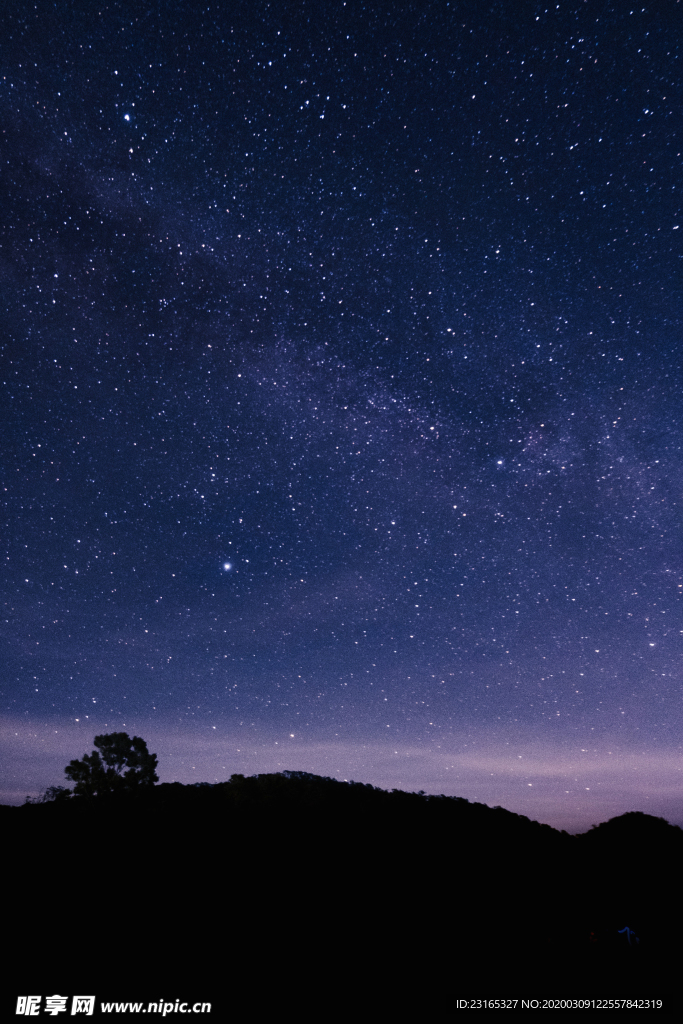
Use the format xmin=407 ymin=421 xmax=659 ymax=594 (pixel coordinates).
xmin=2 ymin=1 xmax=682 ymax=831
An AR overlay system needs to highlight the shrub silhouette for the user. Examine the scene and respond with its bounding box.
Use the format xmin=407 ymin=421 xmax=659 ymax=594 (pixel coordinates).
xmin=64 ymin=732 xmax=158 ymax=797
xmin=25 ymin=785 xmax=72 ymax=805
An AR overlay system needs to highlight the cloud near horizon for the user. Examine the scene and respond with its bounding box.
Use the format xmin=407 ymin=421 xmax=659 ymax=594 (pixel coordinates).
xmin=3 ymin=716 xmax=681 ymax=834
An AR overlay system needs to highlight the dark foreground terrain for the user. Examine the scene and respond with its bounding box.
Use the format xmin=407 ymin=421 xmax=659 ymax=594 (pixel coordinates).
xmin=4 ymin=773 xmax=681 ymax=1010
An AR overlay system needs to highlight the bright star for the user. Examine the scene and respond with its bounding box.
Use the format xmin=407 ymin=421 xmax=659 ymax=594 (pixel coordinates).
xmin=222 ymin=562 xmax=232 ymax=571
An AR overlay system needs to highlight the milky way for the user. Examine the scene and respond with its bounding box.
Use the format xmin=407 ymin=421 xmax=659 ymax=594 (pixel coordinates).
xmin=2 ymin=2 xmax=681 ymax=830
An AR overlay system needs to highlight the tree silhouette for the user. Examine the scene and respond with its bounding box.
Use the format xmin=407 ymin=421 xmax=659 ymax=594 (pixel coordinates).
xmin=65 ymin=732 xmax=158 ymax=797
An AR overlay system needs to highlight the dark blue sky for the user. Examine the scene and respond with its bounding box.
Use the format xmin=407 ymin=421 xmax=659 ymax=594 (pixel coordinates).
xmin=2 ymin=0 xmax=682 ymax=830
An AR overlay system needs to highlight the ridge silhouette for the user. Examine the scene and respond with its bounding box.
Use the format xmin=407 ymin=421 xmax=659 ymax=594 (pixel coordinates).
xmin=4 ymin=771 xmax=680 ymax=1003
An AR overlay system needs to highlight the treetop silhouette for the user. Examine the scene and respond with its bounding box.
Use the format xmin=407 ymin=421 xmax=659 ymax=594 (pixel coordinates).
xmin=64 ymin=732 xmax=158 ymax=797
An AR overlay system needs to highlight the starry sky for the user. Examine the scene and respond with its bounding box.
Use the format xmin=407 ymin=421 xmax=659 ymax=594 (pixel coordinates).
xmin=2 ymin=1 xmax=682 ymax=831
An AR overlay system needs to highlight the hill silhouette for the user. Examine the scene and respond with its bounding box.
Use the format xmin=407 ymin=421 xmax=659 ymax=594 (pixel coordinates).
xmin=3 ymin=773 xmax=680 ymax=1007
